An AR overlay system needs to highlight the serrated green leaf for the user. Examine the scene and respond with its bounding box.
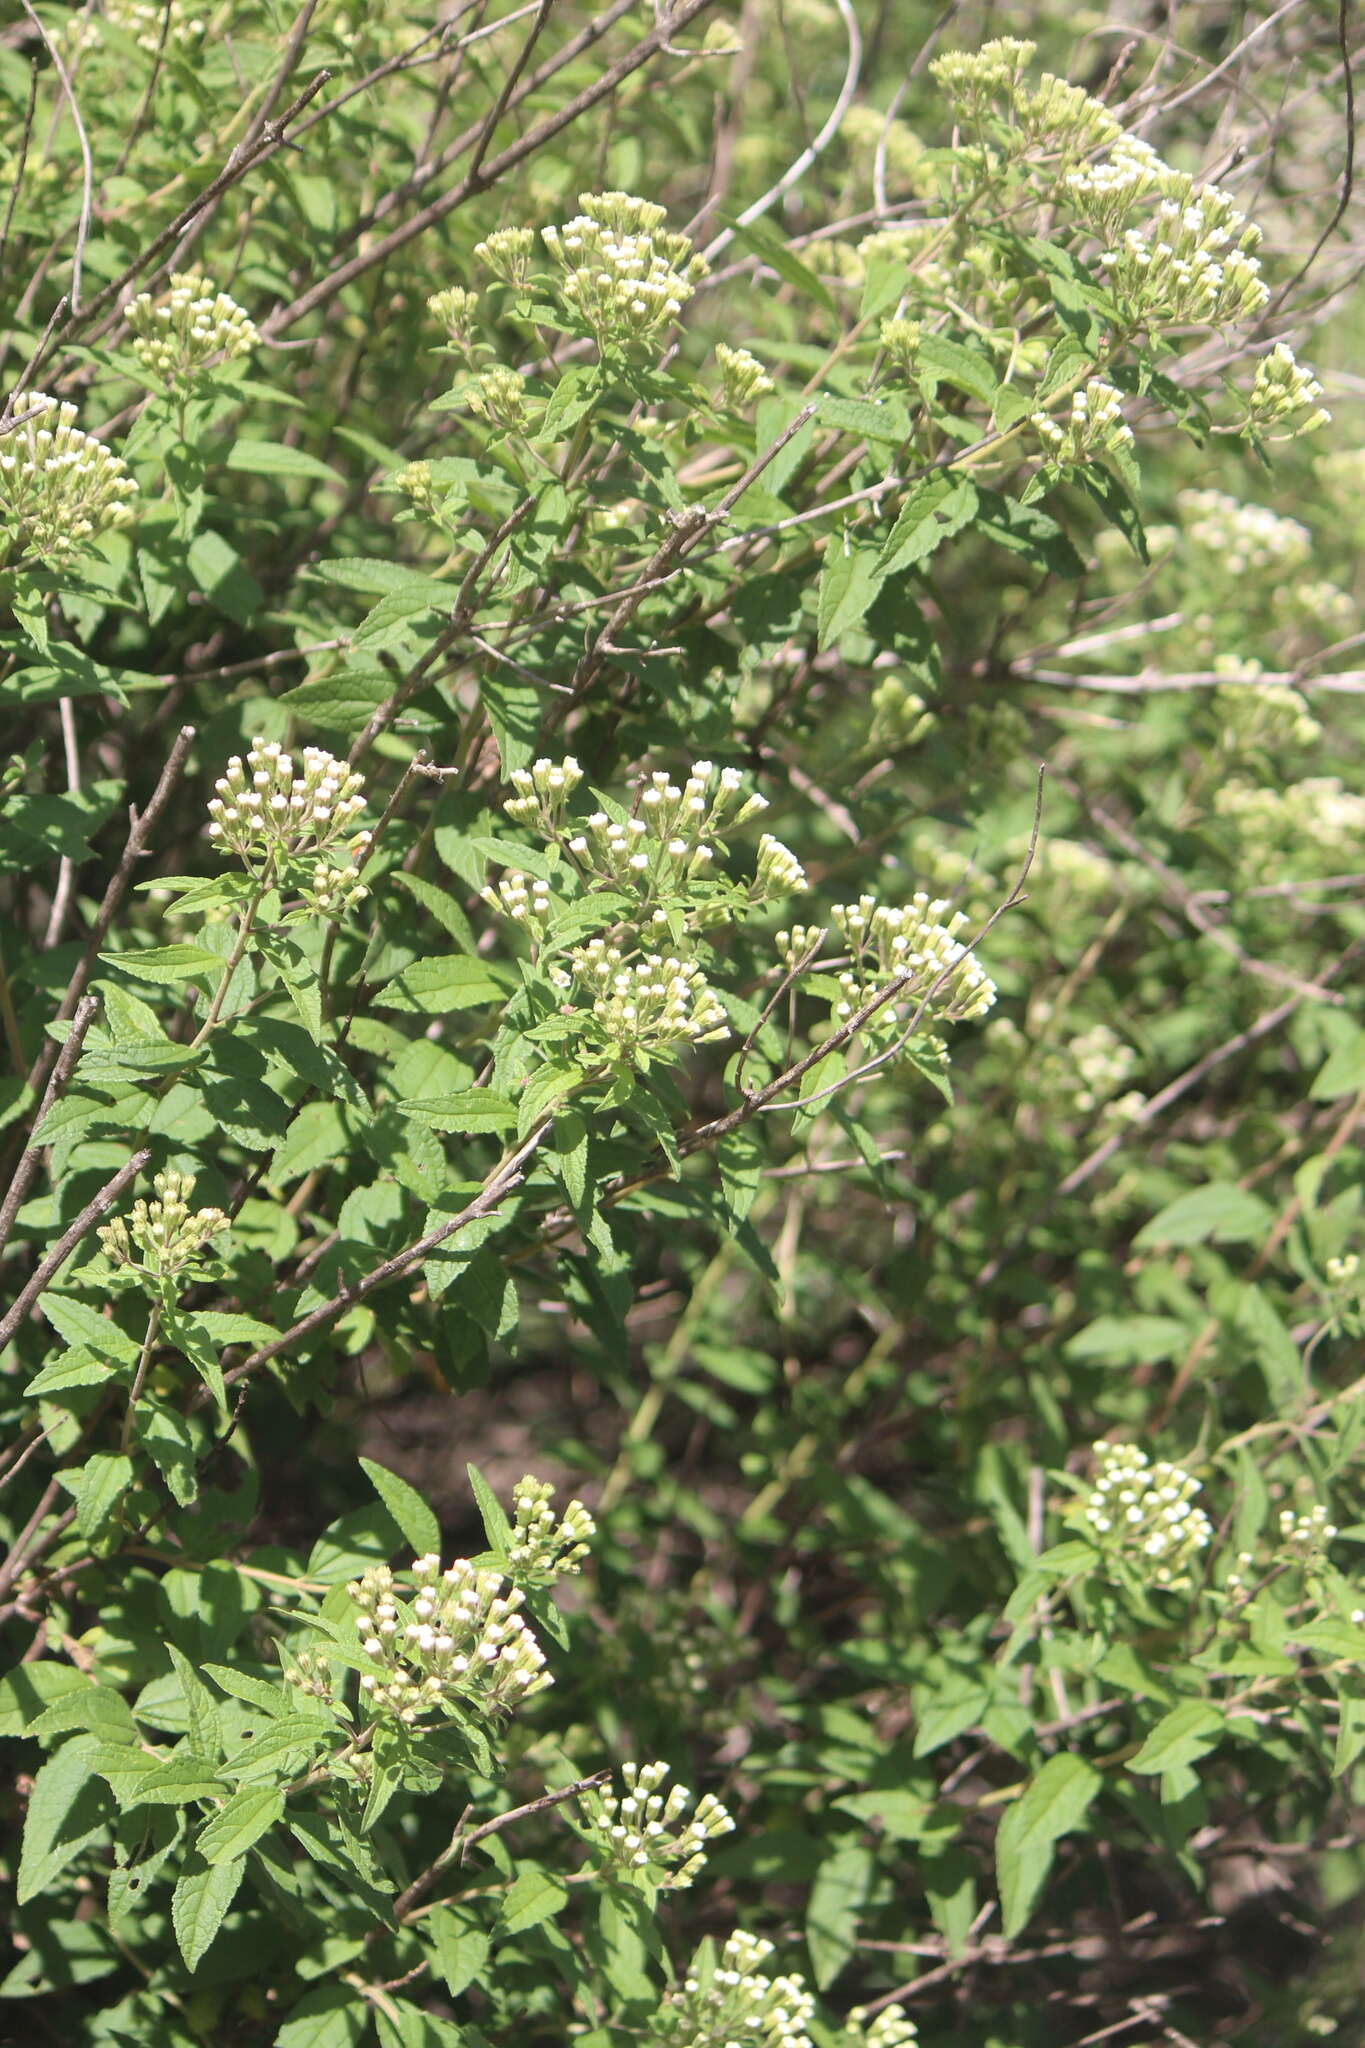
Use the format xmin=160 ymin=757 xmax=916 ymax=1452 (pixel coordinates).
xmin=1134 ymin=1183 xmax=1273 ymax=1249
xmin=995 ymin=1753 xmax=1100 ymax=1937
xmin=400 ymin=1091 xmax=518 ymax=1134
xmin=172 ymin=1856 xmax=245 ymax=1971
xmin=806 ymin=1841 xmax=872 ymax=1989
xmin=1127 ymin=1701 xmax=1225 ymax=1775
xmin=195 ymin=1785 xmax=285 ymax=1864
xmin=499 ymin=1865 xmax=569 ymax=1933
xmin=16 ymin=1736 xmax=110 ymax=1903
xmin=359 ymin=1457 xmax=441 ymax=1557
xmin=373 ymin=955 xmax=508 ymax=1014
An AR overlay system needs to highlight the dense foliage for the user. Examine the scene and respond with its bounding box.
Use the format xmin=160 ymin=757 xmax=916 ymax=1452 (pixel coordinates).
xmin=1 ymin=2 xmax=1363 ymax=2043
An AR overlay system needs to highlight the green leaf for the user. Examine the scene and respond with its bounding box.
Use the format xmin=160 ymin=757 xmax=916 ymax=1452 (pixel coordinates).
xmin=222 ymin=1716 xmax=334 ymax=1784
xmin=100 ymin=943 xmax=225 ymax=987
xmin=1289 ymin=1619 xmax=1365 ymax=1661
xmin=1333 ymin=1689 xmax=1365 ymax=1779
xmin=876 ymin=475 xmax=979 ymax=576
xmin=817 ymin=539 xmax=885 ymax=651
xmin=995 ymin=1753 xmax=1100 ymax=1937
xmin=273 ymin=1984 xmax=369 ymax=2047
xmin=373 ymin=955 xmax=508 ymax=1014
xmin=387 ymin=870 xmax=477 ymax=952
xmin=195 ymin=1785 xmax=285 ymax=1865
xmin=17 ymin=1736 xmax=110 ymax=1903
xmin=130 ymin=1759 xmax=230 ymax=1805
xmin=225 ymin=440 xmax=344 ymax=486
xmin=187 ymin=529 xmax=264 ymax=625
xmin=1127 ymin=1701 xmax=1225 ymax=1774
xmin=467 ymin=1461 xmax=512 ymax=1552
xmin=377 ymin=2008 xmax=467 ymax=2048
xmin=39 ymin=1295 xmax=141 ymax=1363
xmin=359 ymin=1457 xmax=441 ymax=1557
xmin=1311 ymin=1029 xmax=1365 ymax=1101
xmin=1134 ymin=1183 xmax=1273 ymax=1249
xmin=201 ymin=1665 xmax=298 ymax=1719
xmin=400 ymin=1091 xmax=518 ymax=1134
xmin=819 ymin=393 xmax=913 ymax=445
xmin=310 ymin=557 xmax=452 ymax=597
xmin=0 ymin=1661 xmax=87 ymax=1736
xmin=541 ymin=363 xmax=600 ymax=438
xmin=278 ymin=668 xmax=391 ymax=732
xmin=430 ymin=1907 xmax=490 ymax=1997
xmin=1064 ymin=1315 xmax=1191 ymax=1366
xmin=24 ymin=1349 xmax=117 ymax=1396
xmin=172 ymin=1857 xmax=245 ymax=1972
xmin=806 ymin=1841 xmax=872 ymax=1989
xmin=917 ymin=333 xmax=1000 ymax=406
xmin=499 ymin=1866 xmax=569 ymax=1933
xmin=267 ymin=1102 xmax=351 ymax=1188
xmin=722 ymin=210 xmax=836 ymax=312
xmin=56 ymin=1452 xmax=132 ymax=1540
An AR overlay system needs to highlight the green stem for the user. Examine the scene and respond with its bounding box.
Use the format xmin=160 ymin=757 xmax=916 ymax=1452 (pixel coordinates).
xmin=121 ymin=1303 xmax=162 ymax=1453
xmin=189 ymin=884 xmax=266 ymax=1048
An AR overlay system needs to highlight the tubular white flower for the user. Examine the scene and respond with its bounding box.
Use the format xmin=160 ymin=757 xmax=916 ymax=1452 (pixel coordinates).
xmin=127 ymin=272 xmax=258 ymax=386
xmin=579 ymin=1762 xmax=735 ymax=1891
xmin=98 ymin=1168 xmax=229 ymax=1282
xmin=0 ymin=391 xmax=137 ymax=567
xmin=346 ymin=1557 xmax=552 ymax=1722
xmin=1076 ymin=1442 xmax=1212 ymax=1588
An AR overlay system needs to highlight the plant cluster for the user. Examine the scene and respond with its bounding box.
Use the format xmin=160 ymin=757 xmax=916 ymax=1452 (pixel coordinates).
xmin=1 ymin=2 xmax=1363 ymax=2044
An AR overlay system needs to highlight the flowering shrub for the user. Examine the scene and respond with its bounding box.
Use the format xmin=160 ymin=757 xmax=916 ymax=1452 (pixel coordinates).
xmin=0 ymin=4 xmax=1363 ymax=2045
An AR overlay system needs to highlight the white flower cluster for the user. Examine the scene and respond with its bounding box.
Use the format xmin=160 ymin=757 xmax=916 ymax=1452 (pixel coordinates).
xmin=505 ymin=757 xmax=778 ymax=910
xmin=66 ymin=0 xmax=204 ymax=55
xmin=552 ymin=938 xmax=730 ymax=1057
xmin=1014 ymin=71 xmax=1122 ymax=156
xmin=577 ymin=1760 xmax=735 ymax=1890
xmin=347 ymin=1556 xmax=551 ymax=1723
xmin=656 ymin=1930 xmax=817 ymax=2047
xmin=1031 ymin=377 xmax=1133 ymax=473
xmin=1063 ymin=134 xmax=1169 ymax=237
xmin=506 ymin=1475 xmax=596 ymax=1583
xmin=1326 ymin=1253 xmax=1360 ymax=1291
xmin=483 ymin=870 xmax=552 ymax=935
xmin=1063 ymin=1024 xmax=1136 ymax=1114
xmin=207 ymin=738 xmax=371 ymax=881
xmin=1214 ymin=777 xmax=1365 ymax=866
xmin=715 ymin=343 xmax=775 ymax=410
xmin=755 ymin=834 xmax=807 ymax=898
xmin=1079 ymin=1442 xmax=1212 ymax=1588
xmin=1214 ymin=679 xmax=1321 ymax=756
xmin=1096 ymin=180 xmax=1269 ymax=329
xmin=504 ymin=754 xmax=584 ymax=832
xmin=282 ymin=1647 xmax=334 ymax=1703
xmin=1278 ymin=1504 xmax=1337 ymax=1562
xmin=542 ymin=191 xmax=708 ymax=352
xmin=473 ymin=226 xmax=536 ymax=286
xmin=1177 ymin=489 xmax=1312 ymax=577
xmin=427 ymin=285 xmax=479 ymax=343
xmin=844 ymin=2008 xmax=919 ymax=2048
xmin=97 ymin=1167 xmax=228 ymax=1283
xmin=868 ymin=673 xmax=934 ymax=751
xmin=463 ymin=364 xmax=531 ymax=434
xmin=0 ymin=391 xmax=136 ymax=567
xmin=931 ymin=39 xmax=1122 ymax=165
xmin=827 ymin=892 xmax=997 ymax=1027
xmin=930 ymin=36 xmax=1037 ymax=118
xmin=127 ymin=272 xmax=258 ymax=386
xmin=1248 ymin=343 xmax=1330 ymax=438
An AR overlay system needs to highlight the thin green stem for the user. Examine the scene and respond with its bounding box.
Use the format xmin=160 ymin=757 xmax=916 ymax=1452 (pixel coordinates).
xmin=121 ymin=1303 xmax=162 ymax=1454
xmin=189 ymin=883 xmax=267 ymax=1047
